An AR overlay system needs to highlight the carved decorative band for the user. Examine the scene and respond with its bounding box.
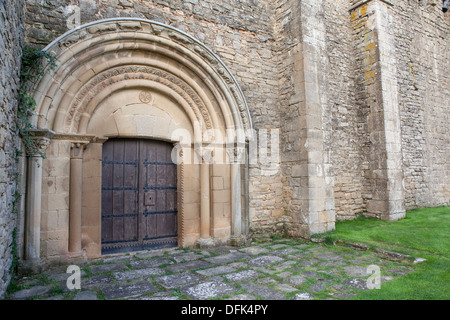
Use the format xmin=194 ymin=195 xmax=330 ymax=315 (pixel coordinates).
xmin=66 ymin=65 xmax=212 ymax=132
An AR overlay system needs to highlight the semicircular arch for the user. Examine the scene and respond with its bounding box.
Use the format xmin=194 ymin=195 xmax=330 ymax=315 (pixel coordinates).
xmin=33 ymin=18 xmax=253 ymax=144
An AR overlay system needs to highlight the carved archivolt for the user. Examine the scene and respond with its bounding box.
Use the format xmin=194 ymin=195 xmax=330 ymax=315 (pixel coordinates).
xmin=66 ymin=65 xmax=213 ymax=133
xmin=38 ymin=18 xmax=252 ymax=137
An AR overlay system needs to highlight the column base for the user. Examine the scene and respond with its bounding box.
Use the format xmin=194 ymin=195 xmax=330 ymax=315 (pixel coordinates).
xmin=230 ymin=236 xmax=243 ymax=247
xmin=196 ymin=237 xmax=215 ymax=248
xmin=19 ymin=258 xmax=46 ymax=275
xmin=66 ymin=250 xmax=88 ymax=265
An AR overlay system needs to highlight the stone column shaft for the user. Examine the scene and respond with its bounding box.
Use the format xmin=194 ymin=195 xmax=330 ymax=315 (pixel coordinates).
xmin=200 ymin=162 xmax=210 ymax=239
xmin=25 ymin=156 xmax=43 ymax=260
xmin=69 ymin=142 xmax=87 ymax=254
xmin=24 ymin=129 xmax=54 ymax=266
xmin=231 ymin=162 xmax=242 ymax=240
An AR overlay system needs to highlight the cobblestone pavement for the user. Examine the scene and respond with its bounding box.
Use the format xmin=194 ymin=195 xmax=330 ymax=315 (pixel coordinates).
xmin=5 ymin=239 xmax=414 ymax=300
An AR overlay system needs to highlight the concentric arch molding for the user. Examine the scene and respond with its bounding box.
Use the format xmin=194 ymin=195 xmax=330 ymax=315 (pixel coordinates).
xmin=65 ymin=65 xmax=213 ymax=134
xmin=33 ymin=18 xmax=253 ymax=141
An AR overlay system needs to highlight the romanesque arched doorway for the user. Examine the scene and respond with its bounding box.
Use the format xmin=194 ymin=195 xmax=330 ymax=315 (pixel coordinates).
xmin=24 ymin=18 xmax=253 ymax=263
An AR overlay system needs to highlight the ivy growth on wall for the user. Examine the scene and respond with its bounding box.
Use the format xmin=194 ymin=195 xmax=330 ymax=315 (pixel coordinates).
xmin=18 ymin=45 xmax=56 ymax=158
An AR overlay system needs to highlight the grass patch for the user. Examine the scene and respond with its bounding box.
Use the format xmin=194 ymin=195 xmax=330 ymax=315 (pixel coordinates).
xmin=321 ymin=206 xmax=450 ymax=300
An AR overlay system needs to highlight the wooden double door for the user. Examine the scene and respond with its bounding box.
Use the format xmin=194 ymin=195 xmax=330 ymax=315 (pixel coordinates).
xmin=101 ymin=138 xmax=177 ymax=254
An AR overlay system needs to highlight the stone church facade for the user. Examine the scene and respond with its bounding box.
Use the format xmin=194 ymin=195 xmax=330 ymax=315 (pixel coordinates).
xmin=0 ymin=0 xmax=448 ymax=296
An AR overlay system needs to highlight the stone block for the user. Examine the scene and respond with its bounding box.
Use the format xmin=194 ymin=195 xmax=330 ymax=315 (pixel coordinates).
xmin=182 ymin=281 xmax=239 ymax=300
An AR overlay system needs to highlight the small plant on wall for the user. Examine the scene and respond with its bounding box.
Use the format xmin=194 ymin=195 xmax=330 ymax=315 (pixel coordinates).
xmin=17 ymin=45 xmax=56 ymax=158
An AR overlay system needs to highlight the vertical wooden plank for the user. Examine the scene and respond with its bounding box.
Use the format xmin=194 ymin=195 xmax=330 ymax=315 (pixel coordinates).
xmin=123 ymin=139 xmax=138 ymax=241
xmin=101 ymin=140 xmax=114 ymax=244
xmin=112 ymin=139 xmax=124 ymax=241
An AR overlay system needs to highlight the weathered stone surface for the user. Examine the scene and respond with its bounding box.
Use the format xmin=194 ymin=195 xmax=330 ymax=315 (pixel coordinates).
xmin=288 ymin=275 xmax=307 ymax=286
xmin=102 ymin=281 xmax=158 ymax=300
xmin=0 ymin=0 xmax=447 ymax=297
xmin=342 ymin=278 xmax=369 ymax=290
xmin=276 ymin=284 xmax=298 ymax=293
xmin=47 ymin=270 xmax=87 ymax=281
xmin=0 ymin=0 xmax=25 ymax=298
xmin=172 ymin=252 xmax=203 ymax=263
xmin=182 ymin=281 xmax=238 ymax=300
xmin=226 ymin=293 xmax=256 ymax=300
xmin=113 ymin=267 xmax=165 ymax=281
xmin=292 ymin=292 xmax=315 ymax=300
xmin=155 ymin=273 xmax=203 ymax=289
xmin=204 ymin=252 xmax=249 ymax=265
xmin=196 ymin=266 xmax=236 ymax=276
xmin=271 ymin=248 xmax=301 ymax=256
xmin=10 ymin=285 xmax=52 ymax=300
xmin=248 ymin=255 xmax=285 ymax=267
xmin=239 ymin=246 xmax=269 ymax=255
xmin=223 ymin=270 xmax=260 ymax=282
xmin=132 ymin=295 xmax=180 ymax=300
xmin=343 ymin=266 xmax=369 ymax=277
xmin=308 ymin=283 xmax=326 ymax=292
xmin=240 ymin=283 xmax=285 ymax=300
xmin=5 ymin=238 xmax=420 ymax=300
xmin=134 ymin=251 xmax=165 ymax=259
xmin=82 ymin=274 xmax=115 ymax=289
xmin=315 ymin=253 xmax=345 ymax=261
xmin=89 ymin=263 xmax=127 ymax=274
xmin=74 ymin=290 xmax=98 ymax=300
xmin=273 ymin=260 xmax=296 ymax=271
xmin=165 ymin=260 xmax=213 ymax=273
xmin=319 ymin=261 xmax=346 ymax=267
xmin=129 ymin=257 xmax=173 ymax=269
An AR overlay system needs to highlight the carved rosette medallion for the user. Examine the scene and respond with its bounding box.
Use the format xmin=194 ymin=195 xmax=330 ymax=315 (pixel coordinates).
xmin=139 ymin=90 xmax=153 ymax=104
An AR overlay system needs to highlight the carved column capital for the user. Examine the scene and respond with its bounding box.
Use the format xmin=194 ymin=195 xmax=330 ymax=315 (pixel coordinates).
xmin=70 ymin=142 xmax=89 ymax=159
xmin=226 ymin=144 xmax=245 ymax=164
xmin=26 ymin=129 xmax=55 ymax=156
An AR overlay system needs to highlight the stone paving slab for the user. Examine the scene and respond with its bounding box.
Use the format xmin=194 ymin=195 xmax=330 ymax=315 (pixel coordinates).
xmin=182 ymin=281 xmax=239 ymax=300
xmin=203 ymin=252 xmax=249 ymax=264
xmin=344 ymin=265 xmax=370 ymax=277
xmin=225 ymin=293 xmax=256 ymax=300
xmin=239 ymin=246 xmax=269 ymax=255
xmin=196 ymin=265 xmax=236 ymax=276
xmin=102 ymin=281 xmax=158 ymax=300
xmin=165 ymin=260 xmax=212 ymax=273
xmin=113 ymin=267 xmax=165 ymax=281
xmin=155 ymin=273 xmax=203 ymax=289
xmin=89 ymin=263 xmax=128 ymax=274
xmin=271 ymin=248 xmax=302 ymax=256
xmin=129 ymin=257 xmax=173 ymax=269
xmin=74 ymin=291 xmax=98 ymax=300
xmin=288 ymin=275 xmax=307 ymax=286
xmin=82 ymin=274 xmax=115 ymax=289
xmin=10 ymin=285 xmax=52 ymax=300
xmin=240 ymin=282 xmax=285 ymax=300
xmin=248 ymin=255 xmax=285 ymax=266
xmin=172 ymin=252 xmax=204 ymax=263
xmin=292 ymin=292 xmax=315 ymax=300
xmin=223 ymin=270 xmax=260 ymax=282
xmin=4 ymin=239 xmax=415 ymax=301
xmin=47 ymin=270 xmax=87 ymax=281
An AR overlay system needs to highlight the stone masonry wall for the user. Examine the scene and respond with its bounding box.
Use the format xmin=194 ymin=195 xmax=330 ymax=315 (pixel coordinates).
xmin=324 ymin=0 xmax=367 ymax=221
xmin=349 ymin=0 xmax=449 ymax=215
xmin=0 ymin=0 xmax=24 ymax=298
xmin=20 ymin=0 xmax=450 ymax=248
xmin=391 ymin=0 xmax=449 ymax=209
xmin=23 ymin=0 xmax=286 ymax=246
